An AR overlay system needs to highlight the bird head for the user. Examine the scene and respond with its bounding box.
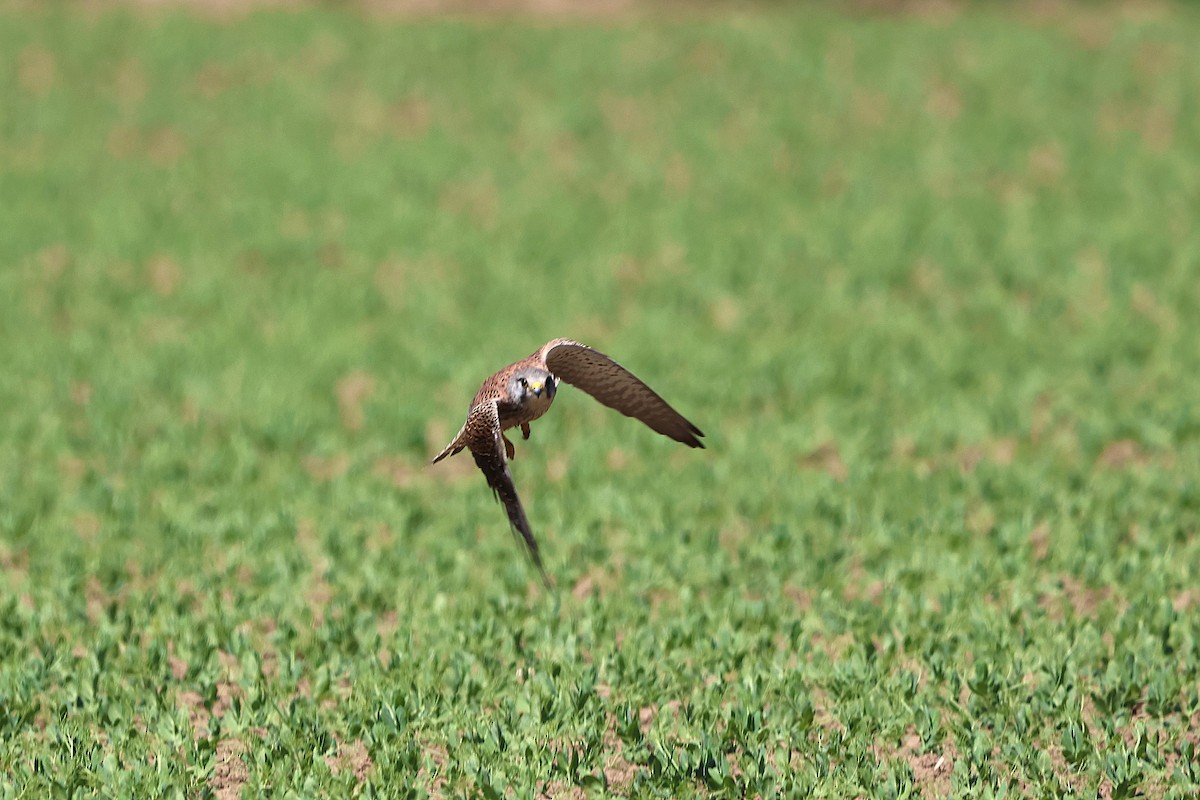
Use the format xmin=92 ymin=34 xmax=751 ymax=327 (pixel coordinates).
xmin=510 ymin=368 xmax=554 ymax=404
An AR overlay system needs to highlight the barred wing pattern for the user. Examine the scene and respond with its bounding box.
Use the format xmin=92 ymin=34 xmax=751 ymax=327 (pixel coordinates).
xmin=467 ymin=402 xmax=550 ymax=586
xmin=540 ymin=339 xmax=705 ymax=448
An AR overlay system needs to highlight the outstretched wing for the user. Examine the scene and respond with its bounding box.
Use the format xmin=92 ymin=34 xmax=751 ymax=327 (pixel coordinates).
xmin=467 ymin=401 xmax=551 ymax=587
xmin=539 ymin=338 xmax=705 ymax=448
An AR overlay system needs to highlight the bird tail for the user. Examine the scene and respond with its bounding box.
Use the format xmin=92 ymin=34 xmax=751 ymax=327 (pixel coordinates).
xmin=431 ymin=424 xmax=468 ymax=464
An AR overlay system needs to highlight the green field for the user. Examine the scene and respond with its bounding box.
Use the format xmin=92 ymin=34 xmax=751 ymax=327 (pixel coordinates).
xmin=2 ymin=2 xmax=1200 ymax=796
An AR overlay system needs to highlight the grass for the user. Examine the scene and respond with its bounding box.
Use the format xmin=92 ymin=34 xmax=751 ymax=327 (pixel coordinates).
xmin=2 ymin=1 xmax=1200 ymax=796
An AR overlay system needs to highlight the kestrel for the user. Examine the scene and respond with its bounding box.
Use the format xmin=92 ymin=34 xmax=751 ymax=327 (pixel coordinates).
xmin=432 ymin=338 xmax=705 ymax=585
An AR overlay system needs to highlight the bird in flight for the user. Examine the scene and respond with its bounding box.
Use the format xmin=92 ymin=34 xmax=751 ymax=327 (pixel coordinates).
xmin=432 ymin=338 xmax=705 ymax=586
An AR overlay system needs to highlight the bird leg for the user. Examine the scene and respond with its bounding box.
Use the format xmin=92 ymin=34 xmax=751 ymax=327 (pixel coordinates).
xmin=502 ymin=434 xmax=515 ymax=461
xmin=521 ymin=423 xmax=531 ymax=440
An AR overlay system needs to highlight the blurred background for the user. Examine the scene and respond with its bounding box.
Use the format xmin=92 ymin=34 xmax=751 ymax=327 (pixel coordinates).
xmin=2 ymin=0 xmax=1199 ymax=794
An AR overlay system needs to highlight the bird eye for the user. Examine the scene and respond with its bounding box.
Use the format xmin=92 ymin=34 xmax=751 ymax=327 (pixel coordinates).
xmin=519 ymin=377 xmax=528 ymax=387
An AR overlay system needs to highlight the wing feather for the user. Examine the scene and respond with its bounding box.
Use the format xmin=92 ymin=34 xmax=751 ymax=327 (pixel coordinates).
xmin=468 ymin=402 xmax=551 ymax=587
xmin=540 ymin=339 xmax=705 ymax=448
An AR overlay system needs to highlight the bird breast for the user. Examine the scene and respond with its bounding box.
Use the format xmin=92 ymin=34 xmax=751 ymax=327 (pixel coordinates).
xmin=500 ymin=387 xmax=555 ymax=429
xmin=525 ymin=388 xmax=555 ymax=418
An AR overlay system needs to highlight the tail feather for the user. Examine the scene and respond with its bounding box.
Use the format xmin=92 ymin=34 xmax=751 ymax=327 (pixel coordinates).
xmin=432 ymin=423 xmax=468 ymax=464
